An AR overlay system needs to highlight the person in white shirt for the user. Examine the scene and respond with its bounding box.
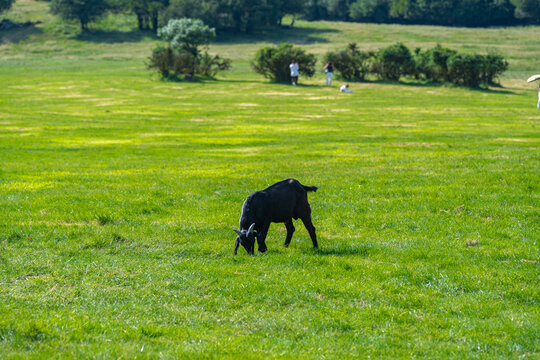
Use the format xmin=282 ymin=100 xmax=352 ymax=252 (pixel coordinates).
xmin=340 ymin=84 xmax=353 ymax=93
xmin=289 ymin=60 xmax=299 ymax=86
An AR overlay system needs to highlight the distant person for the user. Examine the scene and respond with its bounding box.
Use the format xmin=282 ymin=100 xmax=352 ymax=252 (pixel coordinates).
xmin=340 ymin=84 xmax=353 ymax=93
xmin=290 ymin=59 xmax=299 ymax=86
xmin=324 ymin=62 xmax=334 ymax=86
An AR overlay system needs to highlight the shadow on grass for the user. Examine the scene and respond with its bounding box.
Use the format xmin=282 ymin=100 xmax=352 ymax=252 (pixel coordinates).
xmin=75 ymin=29 xmax=157 ymax=43
xmin=252 ymin=82 xmax=326 ymax=88
xmin=0 ymin=25 xmax=43 ymax=44
xmin=151 ymin=76 xmax=318 ymax=87
xmin=355 ymin=78 xmax=517 ymax=94
xmin=184 ymin=78 xmax=327 ymax=89
xmin=215 ymin=25 xmax=340 ymax=45
xmin=152 ymin=76 xmax=226 ymax=84
xmin=214 ymin=78 xmax=268 ymax=85
xmin=311 ymin=244 xmax=375 ymax=257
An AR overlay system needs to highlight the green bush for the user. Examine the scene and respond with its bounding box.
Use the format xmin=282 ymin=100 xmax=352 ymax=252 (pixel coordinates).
xmin=480 ymin=53 xmax=509 ymax=86
xmin=447 ymin=54 xmax=484 ymax=87
xmin=252 ymin=43 xmax=317 ymax=83
xmin=148 ymin=46 xmax=194 ymax=79
xmin=148 ymin=46 xmax=231 ymax=80
xmin=325 ymin=43 xmax=371 ymax=81
xmin=447 ymin=53 xmax=509 ymax=87
xmin=196 ymin=53 xmax=232 ymax=77
xmin=372 ymin=43 xmax=415 ymax=80
xmin=414 ymin=45 xmax=457 ymax=82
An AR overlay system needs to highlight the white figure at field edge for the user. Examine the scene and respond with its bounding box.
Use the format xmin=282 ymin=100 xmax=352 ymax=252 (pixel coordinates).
xmin=340 ymin=84 xmax=353 ymax=93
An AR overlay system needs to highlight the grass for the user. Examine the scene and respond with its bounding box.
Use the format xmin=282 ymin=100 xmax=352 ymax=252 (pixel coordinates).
xmin=1 ymin=1 xmax=539 ymax=358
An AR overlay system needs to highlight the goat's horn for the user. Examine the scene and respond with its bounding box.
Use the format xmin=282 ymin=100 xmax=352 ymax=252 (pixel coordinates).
xmin=234 ymin=238 xmax=240 ymax=255
xmin=248 ymin=223 xmax=256 ymax=234
xmin=233 ymin=229 xmax=242 ymax=236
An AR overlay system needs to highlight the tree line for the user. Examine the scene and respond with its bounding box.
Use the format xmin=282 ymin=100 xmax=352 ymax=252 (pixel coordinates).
xmin=11 ymin=0 xmax=537 ymax=33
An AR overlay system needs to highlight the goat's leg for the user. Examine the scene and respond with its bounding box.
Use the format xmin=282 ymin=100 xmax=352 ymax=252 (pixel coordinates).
xmin=301 ymin=216 xmax=318 ymax=248
xmin=256 ymin=221 xmax=270 ymax=253
xmin=284 ymin=220 xmax=295 ymax=247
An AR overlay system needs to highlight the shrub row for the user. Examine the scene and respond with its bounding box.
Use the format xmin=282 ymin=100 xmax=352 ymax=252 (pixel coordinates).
xmin=325 ymin=43 xmax=508 ymax=87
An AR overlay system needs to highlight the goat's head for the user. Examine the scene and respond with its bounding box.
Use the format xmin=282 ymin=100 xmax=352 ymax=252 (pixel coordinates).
xmin=233 ymin=223 xmax=256 ymax=255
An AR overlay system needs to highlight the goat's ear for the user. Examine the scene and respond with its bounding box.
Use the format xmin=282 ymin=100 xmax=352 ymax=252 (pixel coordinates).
xmin=248 ymin=223 xmax=256 ymax=234
xmin=233 ymin=229 xmax=242 ymax=236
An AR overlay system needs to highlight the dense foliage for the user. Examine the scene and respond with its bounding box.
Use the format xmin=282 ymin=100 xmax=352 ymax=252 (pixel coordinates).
xmin=0 ymin=0 xmax=15 ymax=14
xmin=414 ymin=45 xmax=457 ymax=82
xmin=148 ymin=46 xmax=231 ymax=79
xmin=50 ymin=0 xmax=110 ymax=30
xmin=325 ymin=43 xmax=508 ymax=87
xmin=315 ymin=0 xmax=538 ymax=26
xmin=45 ymin=0 xmax=538 ymax=32
xmin=163 ymin=0 xmax=306 ymax=32
xmin=324 ymin=43 xmax=371 ymax=81
xmin=252 ymin=43 xmax=317 ymax=83
xmin=128 ymin=0 xmax=169 ymax=31
xmin=372 ymin=42 xmax=415 ymax=80
xmin=446 ymin=53 xmax=509 ymax=87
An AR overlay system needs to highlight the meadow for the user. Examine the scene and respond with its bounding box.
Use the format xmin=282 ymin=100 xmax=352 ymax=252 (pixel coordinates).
xmin=0 ymin=0 xmax=539 ymax=358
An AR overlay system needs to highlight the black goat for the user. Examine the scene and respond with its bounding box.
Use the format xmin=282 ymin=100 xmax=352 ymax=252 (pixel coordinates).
xmin=234 ymin=179 xmax=319 ymax=255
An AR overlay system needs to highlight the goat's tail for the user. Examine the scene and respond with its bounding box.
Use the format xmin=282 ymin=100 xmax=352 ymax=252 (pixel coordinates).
xmin=302 ymin=185 xmax=318 ymax=192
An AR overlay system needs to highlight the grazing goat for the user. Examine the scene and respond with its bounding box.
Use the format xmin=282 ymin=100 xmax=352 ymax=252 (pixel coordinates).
xmin=234 ymin=179 xmax=319 ymax=255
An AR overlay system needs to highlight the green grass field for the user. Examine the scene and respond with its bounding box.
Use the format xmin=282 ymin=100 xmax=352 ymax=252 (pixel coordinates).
xmin=1 ymin=1 xmax=539 ymax=358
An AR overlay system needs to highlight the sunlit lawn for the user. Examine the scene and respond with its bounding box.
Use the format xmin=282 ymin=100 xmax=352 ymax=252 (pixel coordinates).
xmin=0 ymin=1 xmax=539 ymax=358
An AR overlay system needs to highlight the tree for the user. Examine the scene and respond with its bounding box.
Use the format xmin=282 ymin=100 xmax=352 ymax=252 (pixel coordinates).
xmin=278 ymin=0 xmax=306 ymax=24
xmin=165 ymin=0 xmax=281 ymax=33
xmin=51 ymin=0 xmax=110 ymax=31
xmin=325 ymin=0 xmax=355 ymax=19
xmin=513 ymin=0 xmax=540 ymax=22
xmin=228 ymin=0 xmax=271 ymax=32
xmin=0 ymin=0 xmax=16 ymax=14
xmin=128 ymin=0 xmax=169 ymax=31
xmin=157 ymin=18 xmax=215 ymax=56
xmin=303 ymin=0 xmax=329 ymax=20
xmin=349 ymin=0 xmax=391 ymax=22
xmin=150 ymin=19 xmax=230 ymax=80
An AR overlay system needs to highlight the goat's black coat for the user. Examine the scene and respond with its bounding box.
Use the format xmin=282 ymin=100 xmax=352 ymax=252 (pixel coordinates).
xmin=234 ymin=179 xmax=318 ymax=255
